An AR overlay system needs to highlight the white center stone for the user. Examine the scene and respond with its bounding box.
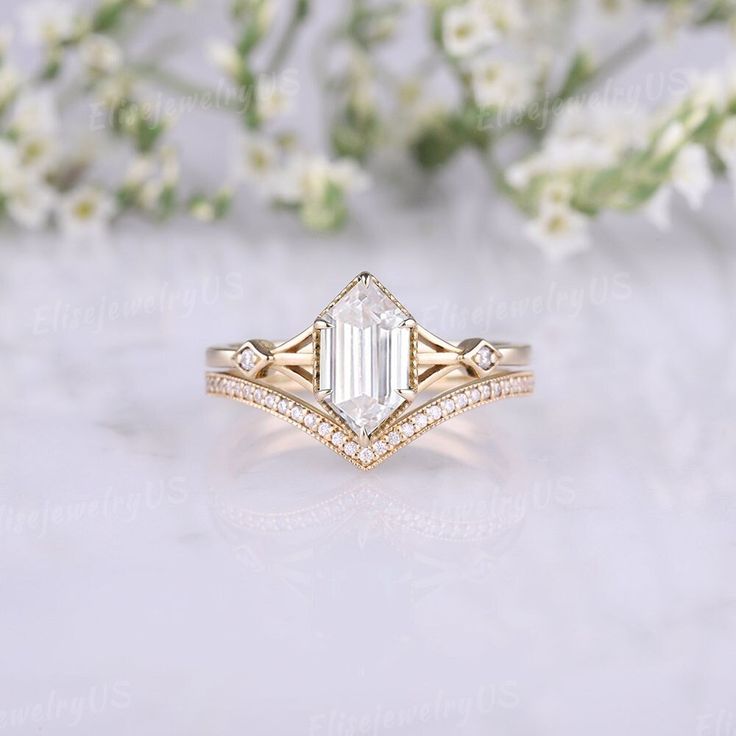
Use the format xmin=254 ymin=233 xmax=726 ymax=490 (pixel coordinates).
xmin=318 ymin=278 xmax=411 ymax=438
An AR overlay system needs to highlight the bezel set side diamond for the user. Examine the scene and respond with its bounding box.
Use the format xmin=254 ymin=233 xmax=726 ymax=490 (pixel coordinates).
xmin=206 ymin=371 xmax=534 ymax=469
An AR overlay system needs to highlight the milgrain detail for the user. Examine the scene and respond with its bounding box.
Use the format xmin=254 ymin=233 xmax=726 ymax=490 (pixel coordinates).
xmin=206 ymin=371 xmax=535 ymax=470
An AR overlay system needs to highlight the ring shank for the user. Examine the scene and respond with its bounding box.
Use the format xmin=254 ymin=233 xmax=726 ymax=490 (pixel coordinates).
xmin=206 ymin=342 xmax=531 ymax=370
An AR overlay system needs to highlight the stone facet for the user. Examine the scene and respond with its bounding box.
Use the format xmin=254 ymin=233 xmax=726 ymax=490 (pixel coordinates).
xmin=318 ymin=276 xmax=412 ymax=437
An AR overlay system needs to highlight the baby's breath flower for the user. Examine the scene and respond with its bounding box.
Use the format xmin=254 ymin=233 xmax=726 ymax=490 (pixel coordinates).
xmin=56 ymin=185 xmax=115 ymax=239
xmin=15 ymin=133 xmax=58 ymax=175
xmin=189 ymin=198 xmax=216 ymax=222
xmin=19 ymin=0 xmax=76 ymax=47
xmin=525 ymin=203 xmax=590 ymax=260
xmin=238 ymin=133 xmax=279 ymax=189
xmin=470 ymin=56 xmax=534 ymax=112
xmin=9 ymin=90 xmax=58 ymax=138
xmin=669 ymin=144 xmax=713 ymax=210
xmin=481 ymin=0 xmax=526 ymax=35
xmin=442 ymin=2 xmax=496 ymax=59
xmin=206 ymin=39 xmax=242 ymax=79
xmin=5 ymin=172 xmax=56 ymax=230
xmin=96 ymin=75 xmax=133 ymax=109
xmin=124 ymin=155 xmax=154 ymax=187
xmin=272 ymin=154 xmax=367 ymax=205
xmin=655 ymin=120 xmax=686 ymax=157
xmin=686 ymin=70 xmax=726 ymax=113
xmin=79 ymin=34 xmax=123 ymax=76
xmin=255 ymin=80 xmax=292 ymax=121
xmin=644 ymin=187 xmax=672 ymax=231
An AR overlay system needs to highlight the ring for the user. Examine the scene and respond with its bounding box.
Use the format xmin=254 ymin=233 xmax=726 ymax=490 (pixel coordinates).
xmin=206 ymin=272 xmax=534 ymax=469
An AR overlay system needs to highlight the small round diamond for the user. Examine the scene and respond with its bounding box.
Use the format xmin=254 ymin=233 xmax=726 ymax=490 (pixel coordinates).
xmin=304 ymin=412 xmax=317 ymax=429
xmin=469 ymin=388 xmax=481 ymax=403
xmin=290 ymin=405 xmax=305 ymax=422
xmin=473 ymin=345 xmax=493 ymax=371
xmin=441 ymin=399 xmax=455 ymax=415
xmin=239 ymin=346 xmax=256 ymax=372
xmin=413 ymin=413 xmax=428 ymax=430
xmin=343 ymin=441 xmax=358 ymax=457
xmin=480 ymin=384 xmax=491 ymax=399
xmin=493 ymin=382 xmax=501 ymax=398
xmin=278 ymin=399 xmax=290 ymax=414
xmin=400 ymin=422 xmax=415 ymax=438
xmin=388 ymin=431 xmax=401 ymax=446
xmin=265 ymin=394 xmax=277 ymax=409
xmin=318 ymin=422 xmax=332 ymax=437
xmin=331 ymin=431 xmax=346 ymax=447
xmin=253 ymin=388 xmax=263 ymax=403
xmin=426 ymin=405 xmax=441 ymax=422
xmin=373 ymin=440 xmax=388 ymax=456
xmin=455 ymin=393 xmax=468 ymax=409
xmin=358 ymin=448 xmax=375 ymax=464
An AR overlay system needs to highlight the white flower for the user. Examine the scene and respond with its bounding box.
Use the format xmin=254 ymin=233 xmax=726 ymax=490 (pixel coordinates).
xmin=506 ymin=159 xmax=539 ymax=189
xmin=271 ymin=154 xmax=368 ymax=205
xmin=481 ymin=0 xmax=526 ymax=34
xmin=124 ymin=155 xmax=154 ymax=187
xmin=551 ymin=101 xmax=648 ymax=154
xmin=256 ymin=80 xmax=293 ymax=121
xmin=10 ymin=90 xmax=58 ymax=138
xmin=237 ymin=133 xmax=280 ymax=189
xmin=56 ymin=185 xmax=115 ymax=239
xmin=716 ymin=116 xmax=736 ymax=171
xmin=0 ymin=64 xmax=21 ymax=108
xmin=19 ymin=0 xmax=76 ymax=47
xmin=79 ymin=34 xmax=122 ymax=75
xmin=539 ymin=179 xmax=573 ymax=208
xmin=96 ymin=75 xmax=132 ymax=108
xmin=670 ymin=144 xmax=712 ymax=209
xmin=644 ymin=187 xmax=672 ymax=231
xmin=655 ymin=121 xmax=686 ymax=157
xmin=525 ymin=203 xmax=590 ymax=260
xmin=442 ymin=3 xmax=496 ymax=58
xmin=16 ymin=133 xmax=58 ymax=175
xmin=686 ymin=70 xmax=726 ymax=113
xmin=5 ymin=172 xmax=56 ymax=229
xmin=205 ymin=39 xmax=241 ymax=78
xmin=324 ymin=158 xmax=370 ymax=195
xmin=470 ymin=56 xmax=534 ymax=112
xmin=190 ymin=199 xmax=215 ymax=222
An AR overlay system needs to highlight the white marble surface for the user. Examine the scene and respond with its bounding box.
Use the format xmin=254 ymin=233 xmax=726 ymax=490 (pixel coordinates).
xmin=1 ymin=156 xmax=735 ymax=735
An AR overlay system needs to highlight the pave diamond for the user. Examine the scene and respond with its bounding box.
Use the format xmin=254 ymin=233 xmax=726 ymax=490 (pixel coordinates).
xmin=318 ymin=275 xmax=412 ymax=438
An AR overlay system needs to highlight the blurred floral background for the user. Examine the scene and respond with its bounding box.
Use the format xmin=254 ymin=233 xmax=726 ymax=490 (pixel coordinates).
xmin=0 ymin=0 xmax=735 ymax=257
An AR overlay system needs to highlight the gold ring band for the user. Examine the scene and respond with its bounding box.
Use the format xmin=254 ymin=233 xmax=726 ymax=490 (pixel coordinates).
xmin=205 ymin=272 xmax=534 ymax=469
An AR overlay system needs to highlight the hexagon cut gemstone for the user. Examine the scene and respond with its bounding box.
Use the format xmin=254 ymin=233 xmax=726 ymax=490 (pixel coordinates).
xmin=318 ymin=275 xmax=412 ymax=438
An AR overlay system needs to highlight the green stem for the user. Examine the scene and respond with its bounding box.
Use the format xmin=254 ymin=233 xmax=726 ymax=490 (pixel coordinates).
xmin=130 ymin=63 xmax=243 ymax=113
xmin=266 ymin=0 xmax=309 ymax=73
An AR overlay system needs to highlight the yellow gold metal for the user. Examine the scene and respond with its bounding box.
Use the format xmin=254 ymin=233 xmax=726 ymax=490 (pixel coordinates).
xmin=205 ymin=272 xmax=534 ymax=468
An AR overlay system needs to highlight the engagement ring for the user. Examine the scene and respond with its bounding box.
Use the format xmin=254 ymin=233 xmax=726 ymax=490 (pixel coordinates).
xmin=206 ymin=272 xmax=534 ymax=469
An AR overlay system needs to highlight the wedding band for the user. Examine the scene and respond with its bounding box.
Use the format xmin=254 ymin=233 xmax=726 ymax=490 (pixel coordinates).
xmin=206 ymin=272 xmax=534 ymax=469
